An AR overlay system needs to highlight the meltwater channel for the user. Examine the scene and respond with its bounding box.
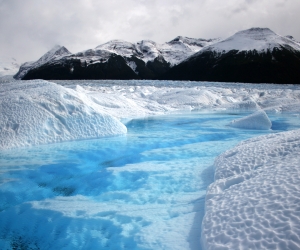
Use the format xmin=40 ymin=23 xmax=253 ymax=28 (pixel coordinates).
xmin=0 ymin=112 xmax=299 ymax=250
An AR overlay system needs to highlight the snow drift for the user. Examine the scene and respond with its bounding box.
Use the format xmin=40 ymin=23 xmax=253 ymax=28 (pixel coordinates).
xmin=0 ymin=80 xmax=127 ymax=150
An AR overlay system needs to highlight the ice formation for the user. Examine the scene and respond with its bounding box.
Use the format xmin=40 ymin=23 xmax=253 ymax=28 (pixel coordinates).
xmin=0 ymin=80 xmax=127 ymax=150
xmin=51 ymin=80 xmax=300 ymax=250
xmin=202 ymin=129 xmax=300 ymax=249
xmin=49 ymin=80 xmax=300 ymax=120
xmin=228 ymin=110 xmax=272 ymax=130
xmin=2 ymin=79 xmax=300 ymax=148
xmin=1 ymin=79 xmax=300 ymax=249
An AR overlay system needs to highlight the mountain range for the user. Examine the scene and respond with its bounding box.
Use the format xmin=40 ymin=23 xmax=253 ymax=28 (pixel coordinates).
xmin=13 ymin=28 xmax=300 ymax=83
xmin=14 ymin=37 xmax=218 ymax=81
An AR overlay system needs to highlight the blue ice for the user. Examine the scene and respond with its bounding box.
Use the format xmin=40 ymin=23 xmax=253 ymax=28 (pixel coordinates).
xmin=0 ymin=112 xmax=299 ymax=250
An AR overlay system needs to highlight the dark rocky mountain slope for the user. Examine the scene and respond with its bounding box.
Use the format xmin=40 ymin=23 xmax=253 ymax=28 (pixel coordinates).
xmin=161 ymin=28 xmax=300 ymax=84
xmin=15 ymin=37 xmax=216 ymax=80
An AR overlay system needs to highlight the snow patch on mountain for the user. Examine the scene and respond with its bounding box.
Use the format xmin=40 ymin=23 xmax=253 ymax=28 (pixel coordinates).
xmin=126 ymin=61 xmax=138 ymax=74
xmin=158 ymin=36 xmax=220 ymax=66
xmin=96 ymin=39 xmax=143 ymax=59
xmin=74 ymin=49 xmax=112 ymax=66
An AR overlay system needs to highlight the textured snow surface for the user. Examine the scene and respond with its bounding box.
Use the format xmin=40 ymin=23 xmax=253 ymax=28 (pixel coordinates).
xmin=53 ymin=80 xmax=300 ymax=120
xmin=196 ymin=28 xmax=300 ymax=56
xmin=2 ymin=79 xmax=300 ymax=150
xmin=0 ymin=80 xmax=126 ymax=149
xmin=229 ymin=110 xmax=272 ymax=130
xmin=203 ymin=129 xmax=300 ymax=249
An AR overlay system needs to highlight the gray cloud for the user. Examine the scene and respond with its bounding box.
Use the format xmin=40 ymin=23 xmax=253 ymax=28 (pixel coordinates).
xmin=0 ymin=0 xmax=299 ymax=63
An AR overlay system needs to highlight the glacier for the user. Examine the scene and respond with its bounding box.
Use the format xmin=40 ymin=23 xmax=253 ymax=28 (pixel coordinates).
xmin=1 ymin=79 xmax=300 ymax=249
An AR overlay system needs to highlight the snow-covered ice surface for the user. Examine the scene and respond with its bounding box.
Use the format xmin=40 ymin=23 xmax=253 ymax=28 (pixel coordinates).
xmin=0 ymin=80 xmax=126 ymax=150
xmin=1 ymin=79 xmax=300 ymax=249
xmin=53 ymin=79 xmax=300 ymax=119
xmin=203 ymin=129 xmax=300 ymax=249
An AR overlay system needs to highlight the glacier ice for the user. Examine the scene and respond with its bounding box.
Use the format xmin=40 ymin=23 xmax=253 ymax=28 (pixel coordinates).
xmin=0 ymin=80 xmax=127 ymax=150
xmin=228 ymin=110 xmax=272 ymax=130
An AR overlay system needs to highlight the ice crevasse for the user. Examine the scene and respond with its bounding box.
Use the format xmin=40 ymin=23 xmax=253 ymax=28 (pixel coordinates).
xmin=0 ymin=80 xmax=127 ymax=150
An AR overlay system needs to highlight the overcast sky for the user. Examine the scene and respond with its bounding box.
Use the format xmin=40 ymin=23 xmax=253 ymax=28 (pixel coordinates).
xmin=1 ymin=0 xmax=300 ymax=63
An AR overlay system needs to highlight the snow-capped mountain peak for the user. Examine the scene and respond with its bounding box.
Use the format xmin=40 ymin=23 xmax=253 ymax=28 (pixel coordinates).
xmin=159 ymin=36 xmax=220 ymax=66
xmin=202 ymin=27 xmax=300 ymax=54
xmin=14 ymin=45 xmax=71 ymax=79
xmin=36 ymin=45 xmax=71 ymax=65
xmin=163 ymin=27 xmax=300 ymax=83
